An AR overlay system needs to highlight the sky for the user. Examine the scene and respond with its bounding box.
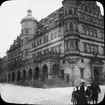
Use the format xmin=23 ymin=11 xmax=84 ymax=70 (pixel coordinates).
xmin=0 ymin=0 xmax=104 ymax=58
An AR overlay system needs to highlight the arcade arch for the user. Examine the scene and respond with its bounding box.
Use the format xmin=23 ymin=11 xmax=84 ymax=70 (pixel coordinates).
xmin=23 ymin=70 xmax=26 ymax=81
xmin=42 ymin=64 xmax=48 ymax=80
xmin=28 ymin=68 xmax=32 ymax=81
xmin=53 ymin=63 xmax=59 ymax=75
xmin=8 ymin=73 xmax=10 ymax=82
xmin=12 ymin=72 xmax=15 ymax=82
xmin=17 ymin=70 xmax=21 ymax=82
xmin=34 ymin=66 xmax=40 ymax=80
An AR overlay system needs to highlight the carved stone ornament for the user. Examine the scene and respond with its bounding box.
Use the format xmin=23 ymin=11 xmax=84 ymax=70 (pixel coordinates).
xmin=66 ymin=57 xmax=80 ymax=64
xmin=78 ymin=24 xmax=83 ymax=33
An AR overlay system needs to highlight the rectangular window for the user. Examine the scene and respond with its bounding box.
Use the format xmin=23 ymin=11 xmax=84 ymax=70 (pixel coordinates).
xmin=69 ymin=9 xmax=72 ymax=14
xmin=37 ymin=40 xmax=40 ymax=46
xmin=37 ymin=51 xmax=42 ymax=56
xmin=70 ymin=40 xmax=74 ymax=48
xmin=25 ymin=49 xmax=28 ymax=56
xmin=39 ymin=39 xmax=42 ymax=45
xmin=46 ymin=36 xmax=48 ymax=42
xmin=51 ymin=33 xmax=53 ymax=40
xmin=65 ymin=10 xmax=67 ymax=16
xmin=87 ymin=44 xmax=91 ymax=53
xmin=66 ymin=41 xmax=69 ymax=51
xmin=84 ymin=43 xmax=87 ymax=52
xmin=32 ymin=42 xmax=34 ymax=48
xmin=34 ymin=41 xmax=36 ymax=48
xmin=43 ymin=37 xmax=46 ymax=43
xmin=91 ymin=45 xmax=94 ymax=54
xmin=54 ymin=32 xmax=57 ymax=38
xmin=80 ymin=68 xmax=84 ymax=79
xmin=75 ymin=41 xmax=78 ymax=50
xmin=69 ymin=23 xmax=73 ymax=31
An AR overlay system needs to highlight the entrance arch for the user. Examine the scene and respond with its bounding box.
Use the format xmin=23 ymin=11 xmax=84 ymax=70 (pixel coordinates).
xmin=34 ymin=66 xmax=40 ymax=80
xmin=28 ymin=68 xmax=32 ymax=81
xmin=12 ymin=72 xmax=15 ymax=82
xmin=23 ymin=70 xmax=26 ymax=82
xmin=52 ymin=63 xmax=59 ymax=75
xmin=17 ymin=70 xmax=21 ymax=82
xmin=42 ymin=64 xmax=48 ymax=80
xmin=93 ymin=67 xmax=102 ymax=84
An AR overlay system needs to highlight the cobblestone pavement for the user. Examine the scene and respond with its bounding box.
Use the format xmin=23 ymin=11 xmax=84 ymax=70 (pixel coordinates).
xmin=0 ymin=84 xmax=105 ymax=104
xmin=35 ymin=86 xmax=105 ymax=105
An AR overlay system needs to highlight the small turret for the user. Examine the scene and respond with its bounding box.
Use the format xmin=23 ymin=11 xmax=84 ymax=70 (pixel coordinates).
xmin=21 ymin=9 xmax=38 ymax=36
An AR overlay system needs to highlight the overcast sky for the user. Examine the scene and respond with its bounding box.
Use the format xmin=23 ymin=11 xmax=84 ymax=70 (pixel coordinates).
xmin=0 ymin=0 xmax=104 ymax=58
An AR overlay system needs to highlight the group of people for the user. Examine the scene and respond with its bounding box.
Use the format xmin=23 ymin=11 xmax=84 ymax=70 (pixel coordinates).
xmin=71 ymin=81 xmax=101 ymax=105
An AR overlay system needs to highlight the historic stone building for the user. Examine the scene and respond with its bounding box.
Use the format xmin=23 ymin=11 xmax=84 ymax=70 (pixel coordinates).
xmin=0 ymin=0 xmax=105 ymax=87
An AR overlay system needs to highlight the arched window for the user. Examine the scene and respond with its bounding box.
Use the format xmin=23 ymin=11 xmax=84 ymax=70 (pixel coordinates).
xmin=69 ymin=9 xmax=72 ymax=14
xmin=8 ymin=73 xmax=10 ymax=82
xmin=23 ymin=70 xmax=26 ymax=82
xmin=65 ymin=10 xmax=67 ymax=16
xmin=42 ymin=65 xmax=48 ymax=80
xmin=34 ymin=66 xmax=40 ymax=80
xmin=17 ymin=71 xmax=21 ymax=82
xmin=12 ymin=72 xmax=15 ymax=82
xmin=28 ymin=68 xmax=32 ymax=81
xmin=53 ymin=64 xmax=59 ymax=75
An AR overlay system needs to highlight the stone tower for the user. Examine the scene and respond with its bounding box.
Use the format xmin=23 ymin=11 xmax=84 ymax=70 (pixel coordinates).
xmin=62 ymin=0 xmax=80 ymax=64
xmin=20 ymin=9 xmax=38 ymax=59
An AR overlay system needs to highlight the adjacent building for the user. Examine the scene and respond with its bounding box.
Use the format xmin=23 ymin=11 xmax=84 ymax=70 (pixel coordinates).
xmin=0 ymin=0 xmax=105 ymax=86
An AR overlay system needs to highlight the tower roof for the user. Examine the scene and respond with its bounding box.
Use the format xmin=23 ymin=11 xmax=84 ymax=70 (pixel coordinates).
xmin=20 ymin=9 xmax=38 ymax=23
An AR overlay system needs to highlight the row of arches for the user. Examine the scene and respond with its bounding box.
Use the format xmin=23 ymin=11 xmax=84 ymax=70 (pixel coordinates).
xmin=3 ymin=64 xmax=59 ymax=83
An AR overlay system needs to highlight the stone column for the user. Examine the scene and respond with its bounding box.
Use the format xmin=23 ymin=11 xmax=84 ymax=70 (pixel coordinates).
xmin=10 ymin=73 xmax=12 ymax=83
xmin=26 ymin=70 xmax=28 ymax=82
xmin=91 ymin=66 xmax=94 ymax=81
xmin=48 ymin=62 xmax=53 ymax=79
xmin=31 ymin=69 xmax=34 ymax=81
xmin=39 ymin=65 xmax=43 ymax=80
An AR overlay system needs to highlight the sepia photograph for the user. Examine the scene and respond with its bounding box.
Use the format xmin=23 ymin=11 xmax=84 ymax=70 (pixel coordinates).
xmin=0 ymin=0 xmax=104 ymax=104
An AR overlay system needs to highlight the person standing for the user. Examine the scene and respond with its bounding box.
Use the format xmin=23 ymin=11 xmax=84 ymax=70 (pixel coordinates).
xmin=90 ymin=81 xmax=101 ymax=104
xmin=86 ymin=86 xmax=92 ymax=104
xmin=79 ymin=81 xmax=87 ymax=104
xmin=71 ymin=88 xmax=77 ymax=105
xmin=75 ymin=86 xmax=81 ymax=105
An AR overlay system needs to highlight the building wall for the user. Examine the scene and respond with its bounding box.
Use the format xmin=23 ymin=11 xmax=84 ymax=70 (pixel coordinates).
xmin=1 ymin=0 xmax=104 ymax=86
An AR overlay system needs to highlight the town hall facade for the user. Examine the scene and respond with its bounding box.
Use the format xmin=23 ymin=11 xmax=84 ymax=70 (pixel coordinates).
xmin=0 ymin=0 xmax=105 ymax=87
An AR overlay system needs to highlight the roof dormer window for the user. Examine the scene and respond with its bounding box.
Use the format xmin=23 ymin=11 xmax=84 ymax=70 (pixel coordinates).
xmin=44 ymin=17 xmax=48 ymax=22
xmin=44 ymin=25 xmax=49 ymax=30
xmin=54 ymin=11 xmax=58 ymax=17
xmin=50 ymin=18 xmax=53 ymax=24
xmin=59 ymin=11 xmax=63 ymax=18
xmin=55 ymin=19 xmax=59 ymax=25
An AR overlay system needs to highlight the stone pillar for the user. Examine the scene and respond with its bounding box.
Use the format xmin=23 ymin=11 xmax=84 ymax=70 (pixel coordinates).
xmin=10 ymin=73 xmax=12 ymax=83
xmin=91 ymin=66 xmax=94 ymax=81
xmin=39 ymin=65 xmax=43 ymax=80
xmin=26 ymin=70 xmax=29 ymax=81
xmin=16 ymin=71 xmax=18 ymax=83
xmin=48 ymin=63 xmax=53 ymax=79
xmin=19 ymin=71 xmax=22 ymax=82
xmin=14 ymin=72 xmax=17 ymax=83
xmin=31 ymin=69 xmax=34 ymax=81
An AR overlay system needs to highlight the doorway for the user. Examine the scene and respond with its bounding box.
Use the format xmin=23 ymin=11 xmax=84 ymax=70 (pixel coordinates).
xmin=93 ymin=67 xmax=102 ymax=84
